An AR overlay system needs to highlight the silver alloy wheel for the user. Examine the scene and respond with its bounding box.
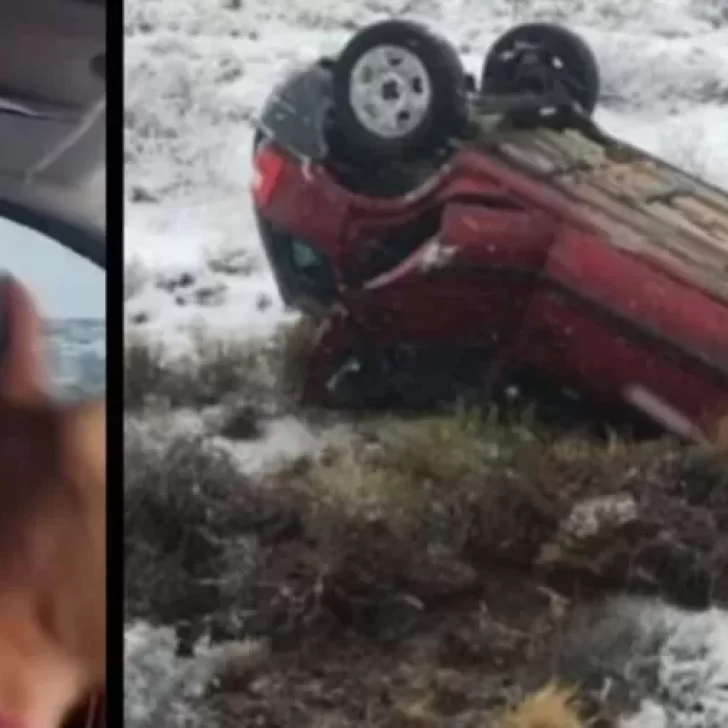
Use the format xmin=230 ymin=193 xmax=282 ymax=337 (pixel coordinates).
xmin=348 ymin=44 xmax=432 ymax=139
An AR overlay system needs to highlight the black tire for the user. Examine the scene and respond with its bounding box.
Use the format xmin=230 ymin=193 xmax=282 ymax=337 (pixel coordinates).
xmin=481 ymin=23 xmax=600 ymax=116
xmin=331 ymin=20 xmax=468 ymax=164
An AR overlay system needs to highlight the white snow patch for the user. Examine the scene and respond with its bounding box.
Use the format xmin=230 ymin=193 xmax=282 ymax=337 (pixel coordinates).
xmin=125 ymin=621 xmax=267 ymax=728
xmin=561 ymin=493 xmax=638 ymax=539
xmin=619 ymin=603 xmax=728 ymax=728
xmin=213 ymin=415 xmax=354 ymax=473
xmin=126 ymin=408 xmax=355 ymax=475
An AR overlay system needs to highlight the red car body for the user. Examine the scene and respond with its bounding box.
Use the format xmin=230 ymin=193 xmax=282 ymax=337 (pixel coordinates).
xmin=253 ymin=108 xmax=728 ymax=441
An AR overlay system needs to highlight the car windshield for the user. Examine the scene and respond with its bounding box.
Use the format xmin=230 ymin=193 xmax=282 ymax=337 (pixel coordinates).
xmin=0 ymin=216 xmax=105 ymax=400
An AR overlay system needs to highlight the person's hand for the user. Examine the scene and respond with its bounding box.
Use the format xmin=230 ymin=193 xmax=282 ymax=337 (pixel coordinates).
xmin=0 ymin=277 xmax=105 ymax=728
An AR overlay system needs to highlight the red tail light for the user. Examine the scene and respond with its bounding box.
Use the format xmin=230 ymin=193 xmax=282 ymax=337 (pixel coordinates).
xmin=251 ymin=143 xmax=285 ymax=207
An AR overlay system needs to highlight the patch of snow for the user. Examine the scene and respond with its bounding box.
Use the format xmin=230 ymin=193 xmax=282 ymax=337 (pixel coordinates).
xmin=561 ymin=493 xmax=638 ymax=539
xmin=124 ymin=621 xmax=267 ymax=728
xmin=618 ymin=602 xmax=728 ymax=728
xmin=620 ymin=701 xmax=669 ymax=728
xmin=418 ymin=238 xmax=459 ymax=272
xmin=212 ymin=415 xmax=353 ymax=473
xmin=124 ymin=623 xmax=209 ymax=728
xmin=126 ymin=408 xmax=355 ymax=475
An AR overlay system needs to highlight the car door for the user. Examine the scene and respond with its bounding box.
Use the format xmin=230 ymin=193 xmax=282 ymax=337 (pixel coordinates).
xmin=347 ymin=199 xmax=556 ymax=353
xmin=512 ymin=224 xmax=728 ymax=440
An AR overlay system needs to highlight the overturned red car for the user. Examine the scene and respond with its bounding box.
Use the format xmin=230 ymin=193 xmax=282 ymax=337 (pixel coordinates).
xmin=251 ymin=20 xmax=728 ymax=441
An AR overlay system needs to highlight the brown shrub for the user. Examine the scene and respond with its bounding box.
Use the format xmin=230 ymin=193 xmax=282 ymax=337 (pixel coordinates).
xmin=123 ymin=327 xmax=299 ymax=413
xmin=125 ymin=412 xmax=728 ymax=643
xmin=124 ymin=408 xmax=728 ymax=727
xmin=124 ymin=333 xmax=170 ymax=410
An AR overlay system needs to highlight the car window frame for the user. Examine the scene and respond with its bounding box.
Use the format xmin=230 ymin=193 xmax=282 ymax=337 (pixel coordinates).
xmin=0 ymin=197 xmax=105 ymax=270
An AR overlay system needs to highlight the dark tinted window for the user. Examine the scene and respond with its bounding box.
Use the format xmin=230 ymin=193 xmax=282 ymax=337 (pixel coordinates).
xmin=287 ymin=235 xmax=336 ymax=302
xmin=257 ymin=65 xmax=332 ymax=161
xmin=256 ymin=213 xmax=337 ymax=307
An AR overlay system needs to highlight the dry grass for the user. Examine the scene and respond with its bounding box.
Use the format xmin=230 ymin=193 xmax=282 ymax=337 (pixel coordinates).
xmin=204 ymin=246 xmax=259 ymax=277
xmin=123 ymin=323 xmax=307 ymax=413
xmin=124 ymin=317 xmax=728 ymax=726
xmin=124 ymin=334 xmax=169 ymax=409
xmin=492 ymin=684 xmax=585 ymax=728
xmin=124 ymin=401 xmax=728 ymax=726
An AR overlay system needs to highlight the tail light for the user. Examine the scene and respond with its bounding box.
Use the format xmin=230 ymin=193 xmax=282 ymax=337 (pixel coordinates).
xmin=251 ymin=142 xmax=286 ymax=208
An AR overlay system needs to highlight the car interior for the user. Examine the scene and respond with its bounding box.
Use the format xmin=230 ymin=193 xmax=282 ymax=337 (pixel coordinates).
xmin=0 ymin=0 xmax=106 ymax=244
xmin=0 ymin=2 xmax=105 ymax=726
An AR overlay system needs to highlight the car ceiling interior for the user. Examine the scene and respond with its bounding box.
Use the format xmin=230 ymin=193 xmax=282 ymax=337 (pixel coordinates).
xmin=0 ymin=0 xmax=105 ymax=187
xmin=0 ymin=0 xmax=104 ymax=111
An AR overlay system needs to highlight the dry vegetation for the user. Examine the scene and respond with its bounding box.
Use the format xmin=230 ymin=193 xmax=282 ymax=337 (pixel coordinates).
xmin=124 ymin=324 xmax=728 ymax=726
xmin=124 ymin=0 xmax=728 ymax=723
xmin=123 ymin=320 xmax=314 ymax=416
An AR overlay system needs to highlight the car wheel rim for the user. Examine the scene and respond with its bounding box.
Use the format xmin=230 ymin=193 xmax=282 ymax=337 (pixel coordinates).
xmin=348 ymin=45 xmax=432 ymax=139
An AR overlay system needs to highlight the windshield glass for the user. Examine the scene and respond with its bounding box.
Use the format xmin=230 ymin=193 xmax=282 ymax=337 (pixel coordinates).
xmin=257 ymin=65 xmax=331 ymax=161
xmin=0 ymin=216 xmax=105 ymax=400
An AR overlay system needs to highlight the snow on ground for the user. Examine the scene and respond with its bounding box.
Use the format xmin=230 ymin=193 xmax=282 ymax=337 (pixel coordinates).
xmin=125 ymin=408 xmax=353 ymax=474
xmin=124 ymin=600 xmax=728 ymax=728
xmin=642 ymin=605 xmax=728 ymax=727
xmin=124 ymin=0 xmax=728 ymax=346
xmin=124 ymin=0 xmax=728 ymax=722
xmin=565 ymin=598 xmax=728 ymax=728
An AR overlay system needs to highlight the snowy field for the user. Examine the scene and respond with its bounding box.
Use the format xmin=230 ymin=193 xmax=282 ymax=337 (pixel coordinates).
xmin=124 ymin=0 xmax=728 ymax=724
xmin=124 ymin=0 xmax=728 ymax=344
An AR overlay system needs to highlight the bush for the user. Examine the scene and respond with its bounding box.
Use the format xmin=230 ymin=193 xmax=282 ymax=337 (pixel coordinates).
xmin=124 ymin=334 xmax=171 ymax=410
xmin=124 ymin=325 xmax=728 ymax=726
xmin=123 ymin=326 xmax=297 ymax=413
xmin=125 ymin=411 xmax=728 ymax=639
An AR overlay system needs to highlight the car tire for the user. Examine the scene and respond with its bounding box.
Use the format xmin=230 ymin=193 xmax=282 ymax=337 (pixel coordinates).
xmin=331 ymin=20 xmax=468 ymax=164
xmin=480 ymin=23 xmax=600 ymax=116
